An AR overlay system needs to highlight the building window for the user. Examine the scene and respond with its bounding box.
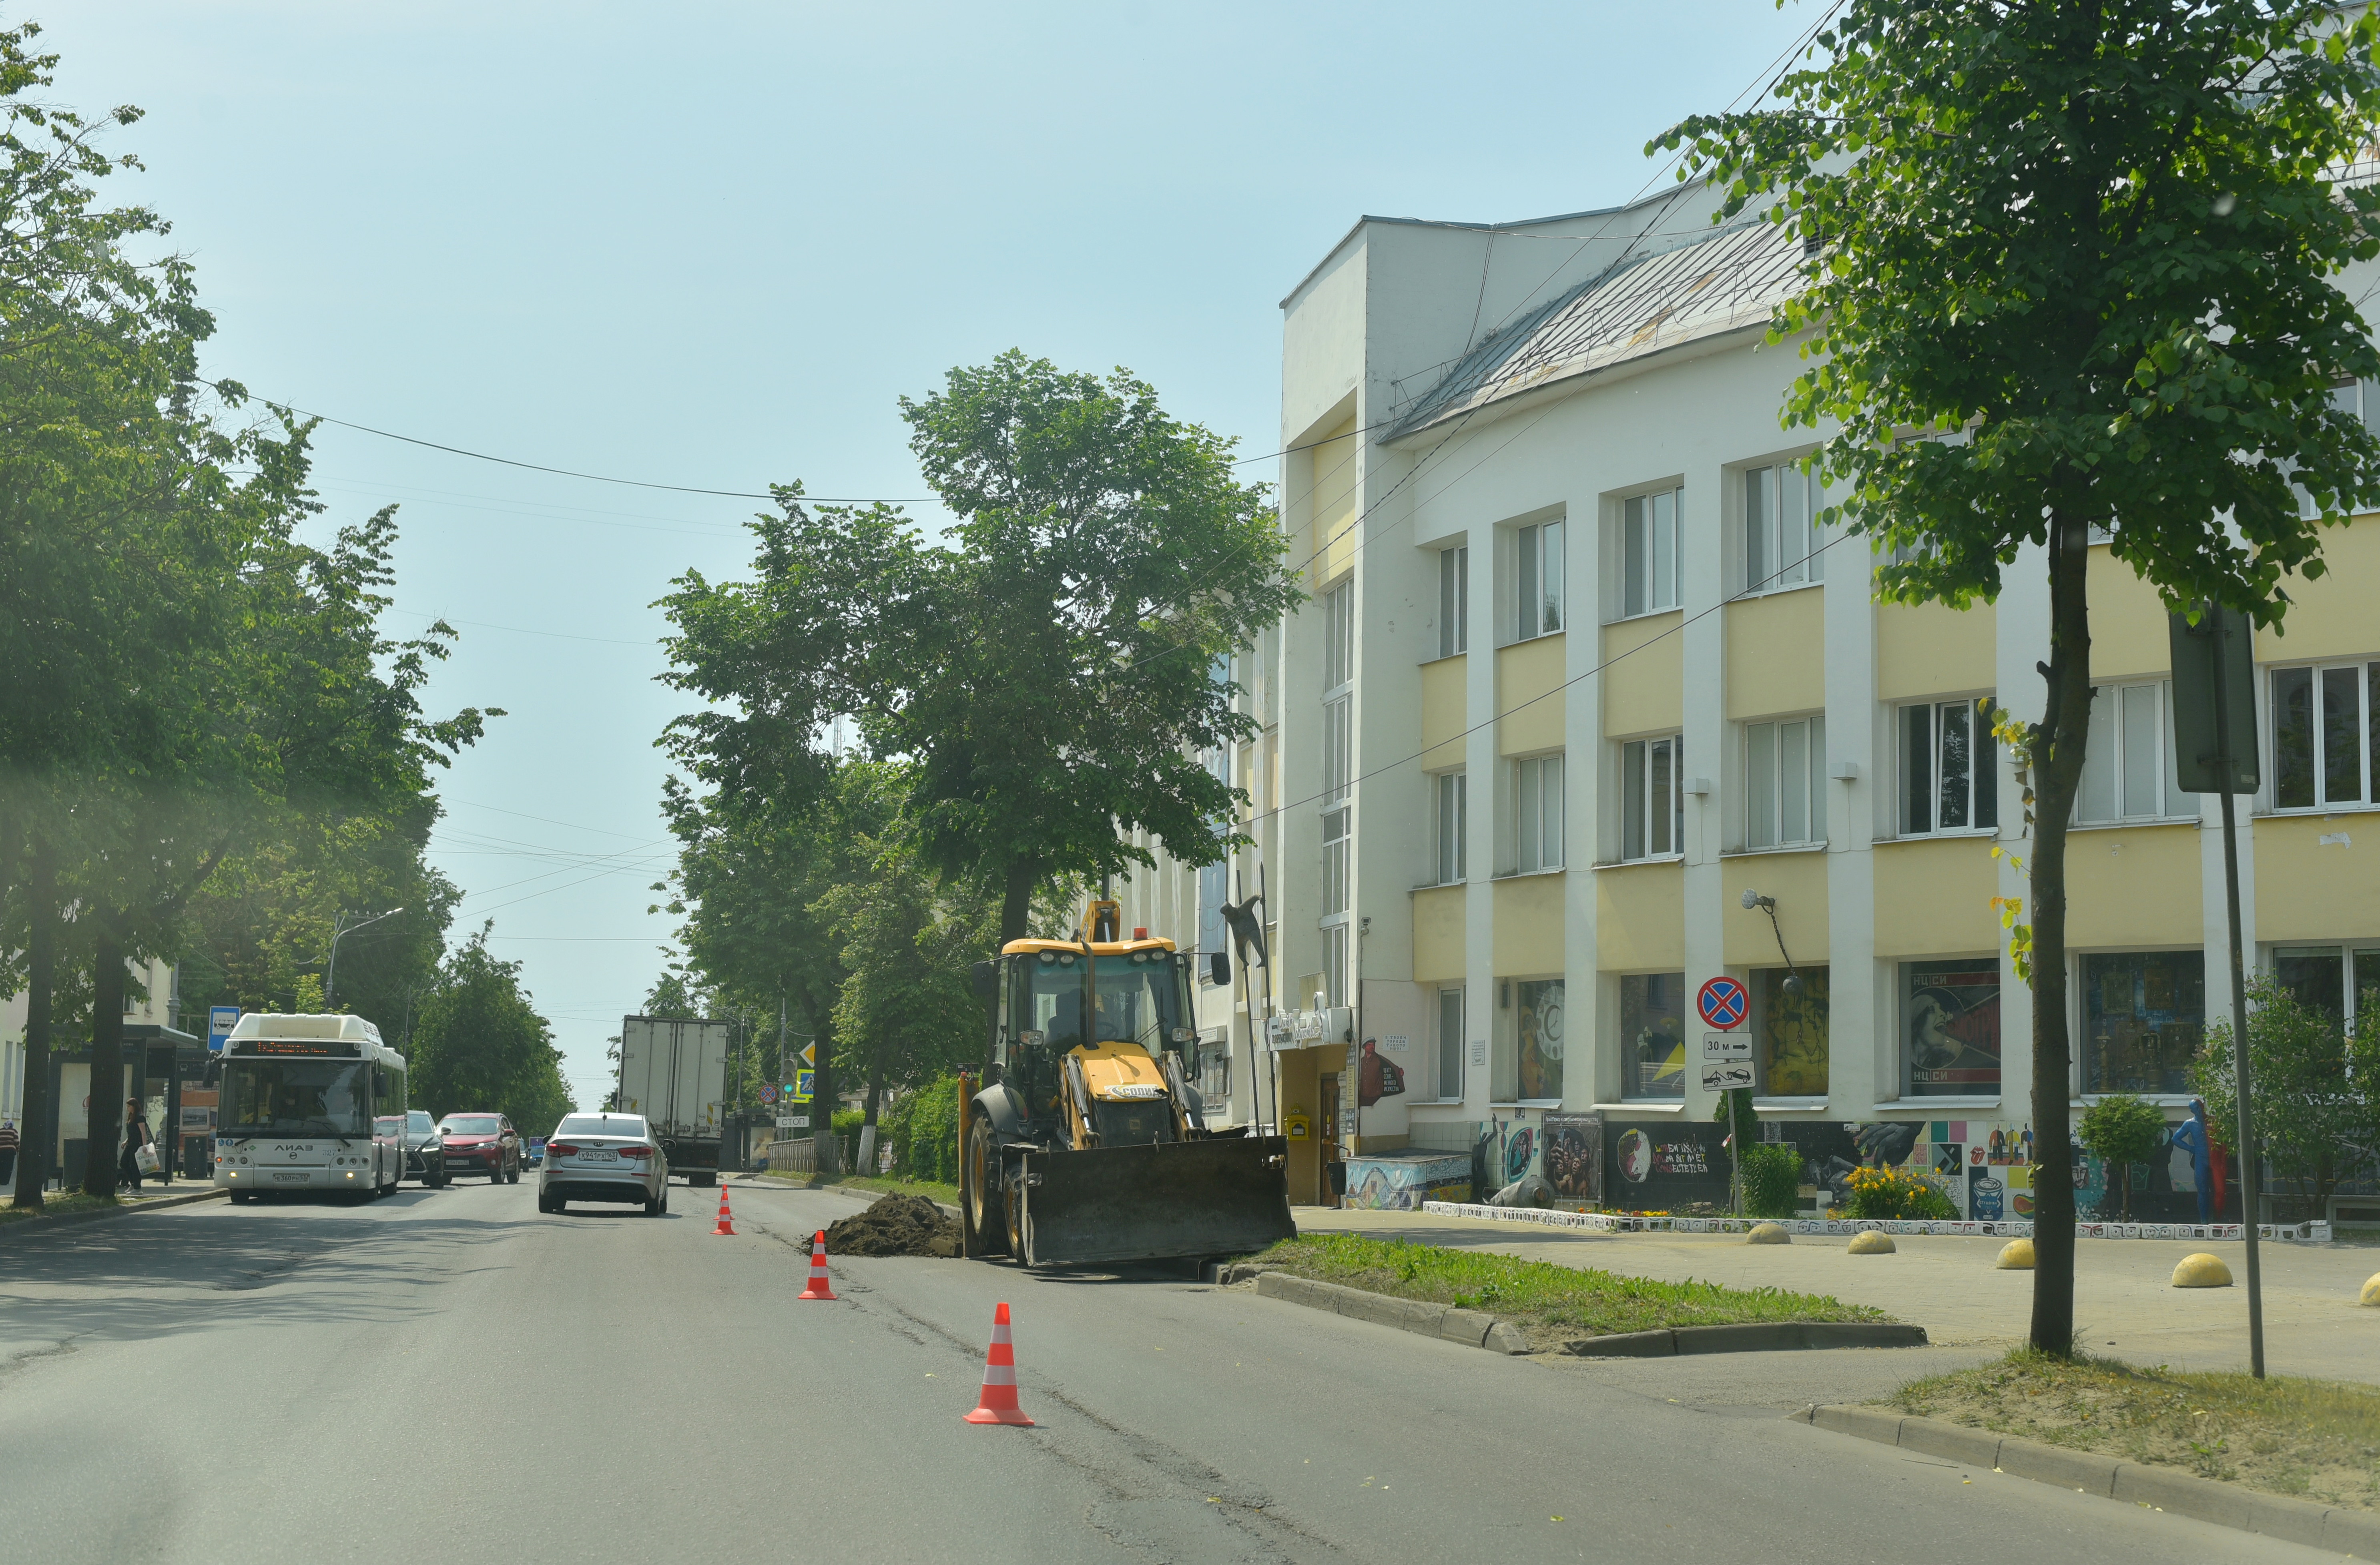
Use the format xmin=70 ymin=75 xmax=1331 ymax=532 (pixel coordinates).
xmin=1621 ymin=487 xmax=1681 ymax=618
xmin=1322 ymin=582 xmax=1354 ymax=692
xmin=1439 ymin=544 xmax=1469 ymax=658
xmin=1322 ymin=806 xmax=1350 ymax=916
xmin=1435 ymin=771 xmax=1467 ymax=884
xmin=1901 ymin=959 xmax=2001 ymax=1098
xmin=1322 ymin=697 xmax=1351 ymax=808
xmin=2272 ymin=662 xmax=2377 ymax=811
xmin=2080 ymin=950 xmax=2204 ymax=1095
xmin=1745 ymin=715 xmax=1826 ymax=849
xmin=2076 ymin=680 xmax=2191 ymax=823
xmin=1199 ymin=1032 xmax=1231 ymax=1104
xmin=1621 ymin=734 xmax=1684 ymax=861
xmin=2271 ymin=945 xmax=2380 ymax=1035
xmin=1516 ymin=520 xmax=1565 ymax=640
xmin=1754 ymin=965 xmax=1830 ymax=1097
xmin=1620 ymin=971 xmax=1686 ymax=1100
xmin=1899 ymin=698 xmax=1997 ymax=835
xmin=1435 ymin=986 xmax=1465 ymax=1101
xmin=1322 ymin=923 xmax=1349 ymax=1009
xmin=1743 ymin=463 xmax=1824 ymax=592
xmin=1513 ymin=753 xmax=1565 ymax=873
xmin=1196 ymin=862 xmax=1227 ymax=979
xmin=1516 ymin=978 xmax=1564 ymax=1102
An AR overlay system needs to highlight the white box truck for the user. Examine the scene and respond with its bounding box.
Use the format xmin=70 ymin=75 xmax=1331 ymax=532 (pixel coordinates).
xmin=616 ymin=1015 xmax=731 ymax=1187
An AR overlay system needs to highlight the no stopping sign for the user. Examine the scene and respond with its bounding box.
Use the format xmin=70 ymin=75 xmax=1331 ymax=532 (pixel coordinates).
xmin=1697 ymin=976 xmax=1748 ymax=1031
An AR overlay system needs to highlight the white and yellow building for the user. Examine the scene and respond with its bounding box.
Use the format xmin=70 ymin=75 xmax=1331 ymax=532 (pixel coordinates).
xmin=1117 ymin=179 xmax=2380 ymax=1220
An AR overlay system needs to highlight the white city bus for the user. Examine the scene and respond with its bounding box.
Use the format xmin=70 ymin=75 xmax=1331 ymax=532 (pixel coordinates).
xmin=214 ymin=1014 xmax=408 ymax=1202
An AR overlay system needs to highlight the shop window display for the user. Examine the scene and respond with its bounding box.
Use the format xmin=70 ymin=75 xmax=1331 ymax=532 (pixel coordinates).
xmin=2080 ymin=950 xmax=2204 ymax=1095
xmin=1901 ymin=959 xmax=2001 ymax=1097
xmin=1620 ymin=972 xmax=1685 ymax=1099
xmin=1754 ymin=965 xmax=1829 ymax=1097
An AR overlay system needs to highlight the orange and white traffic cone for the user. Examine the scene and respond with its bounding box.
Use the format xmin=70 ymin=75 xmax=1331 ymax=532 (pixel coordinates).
xmin=712 ymin=1185 xmax=736 ymax=1236
xmin=799 ymin=1231 xmax=837 ymax=1301
xmin=963 ymin=1302 xmax=1033 ymax=1426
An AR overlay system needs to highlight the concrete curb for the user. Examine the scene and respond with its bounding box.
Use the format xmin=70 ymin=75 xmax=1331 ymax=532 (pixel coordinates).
xmin=1250 ymin=1270 xmax=1531 ymax=1354
xmin=1794 ymin=1403 xmax=2377 ymax=1554
xmin=1564 ymin=1322 xmax=1930 ymax=1356
xmin=0 ymin=1186 xmax=227 ymax=1242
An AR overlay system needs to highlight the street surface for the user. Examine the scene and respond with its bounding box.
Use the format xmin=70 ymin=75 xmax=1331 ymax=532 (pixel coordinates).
xmin=0 ymin=1180 xmax=2334 ymax=1563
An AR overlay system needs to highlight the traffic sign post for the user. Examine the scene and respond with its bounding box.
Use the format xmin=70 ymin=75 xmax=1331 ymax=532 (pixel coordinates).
xmin=1701 ymin=1032 xmax=1752 ymax=1062
xmin=1701 ymin=1061 xmax=1754 ymax=1093
xmin=208 ymin=1006 xmax=240 ymax=1055
xmin=792 ymin=1069 xmax=815 ymax=1104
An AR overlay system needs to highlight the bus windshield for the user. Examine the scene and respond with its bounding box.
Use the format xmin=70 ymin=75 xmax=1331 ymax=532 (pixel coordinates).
xmin=1024 ymin=951 xmax=1186 ymax=1053
xmin=221 ymin=1059 xmax=371 ymax=1138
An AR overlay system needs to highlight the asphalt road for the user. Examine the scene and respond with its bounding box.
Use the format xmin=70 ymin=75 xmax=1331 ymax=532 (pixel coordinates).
xmin=0 ymin=1178 xmax=2332 ymax=1563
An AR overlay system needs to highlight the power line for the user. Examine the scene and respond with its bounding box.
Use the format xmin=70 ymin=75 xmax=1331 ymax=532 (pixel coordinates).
xmin=229 ymin=383 xmax=939 ymax=504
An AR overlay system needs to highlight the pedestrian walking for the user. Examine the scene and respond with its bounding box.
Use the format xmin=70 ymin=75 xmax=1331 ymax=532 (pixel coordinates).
xmin=118 ymin=1098 xmax=154 ymax=1196
xmin=0 ymin=1117 xmax=18 ymax=1188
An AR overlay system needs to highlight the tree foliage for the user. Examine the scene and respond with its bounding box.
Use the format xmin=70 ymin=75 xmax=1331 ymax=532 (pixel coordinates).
xmin=2198 ymin=973 xmax=2380 ymax=1205
xmin=2077 ymin=1092 xmax=2167 ymax=1219
xmin=406 ymin=928 xmax=574 ymax=1132
xmin=1659 ymin=0 xmax=2380 ymax=1357
xmin=659 ymin=350 xmax=1296 ymax=942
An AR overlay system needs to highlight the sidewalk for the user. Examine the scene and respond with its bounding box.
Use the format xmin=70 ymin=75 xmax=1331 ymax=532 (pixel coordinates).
xmin=1296 ymin=1205 xmax=2380 ymax=1384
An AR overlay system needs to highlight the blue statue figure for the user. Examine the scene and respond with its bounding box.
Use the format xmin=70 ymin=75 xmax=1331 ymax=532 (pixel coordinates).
xmin=2170 ymin=1098 xmax=2215 ymax=1224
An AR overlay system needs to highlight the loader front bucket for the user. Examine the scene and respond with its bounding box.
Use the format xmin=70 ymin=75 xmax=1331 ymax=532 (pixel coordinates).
xmin=1017 ymin=1135 xmax=1294 ymax=1267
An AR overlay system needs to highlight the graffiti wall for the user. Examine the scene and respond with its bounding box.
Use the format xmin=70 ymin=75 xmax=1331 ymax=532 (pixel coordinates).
xmin=1343 ymin=1150 xmax=1473 ymax=1210
xmin=1768 ymin=1115 xmax=2236 ymax=1223
xmin=1602 ymin=1120 xmax=1734 ymax=1211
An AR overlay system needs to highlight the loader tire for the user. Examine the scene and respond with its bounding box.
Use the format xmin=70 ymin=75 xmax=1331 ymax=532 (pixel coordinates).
xmin=965 ymin=1118 xmax=1008 ymax=1257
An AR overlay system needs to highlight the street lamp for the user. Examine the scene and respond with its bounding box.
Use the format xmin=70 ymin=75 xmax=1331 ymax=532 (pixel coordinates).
xmin=324 ymin=907 xmax=404 ymax=1012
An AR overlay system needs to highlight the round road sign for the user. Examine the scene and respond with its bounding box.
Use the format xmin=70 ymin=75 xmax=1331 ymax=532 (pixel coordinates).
xmin=1697 ymin=976 xmax=1749 ymax=1031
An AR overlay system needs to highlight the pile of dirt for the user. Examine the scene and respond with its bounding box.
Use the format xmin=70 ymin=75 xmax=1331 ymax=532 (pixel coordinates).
xmin=806 ymin=1193 xmax=962 ymax=1258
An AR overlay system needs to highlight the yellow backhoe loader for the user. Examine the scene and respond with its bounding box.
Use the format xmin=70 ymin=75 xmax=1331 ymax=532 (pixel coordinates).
xmin=961 ymin=900 xmax=1293 ymax=1266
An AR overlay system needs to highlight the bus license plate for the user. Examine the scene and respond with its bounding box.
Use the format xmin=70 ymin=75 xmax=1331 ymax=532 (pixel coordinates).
xmin=272 ymin=1172 xmax=310 ymax=1182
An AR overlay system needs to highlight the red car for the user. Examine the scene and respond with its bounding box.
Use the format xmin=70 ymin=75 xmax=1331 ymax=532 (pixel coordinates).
xmin=435 ymin=1113 xmax=522 ymax=1184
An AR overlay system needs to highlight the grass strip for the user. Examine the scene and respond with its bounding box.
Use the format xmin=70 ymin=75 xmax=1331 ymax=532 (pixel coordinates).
xmin=1250 ymin=1232 xmax=1891 ymax=1348
xmin=0 ymin=1192 xmax=120 ymax=1227
xmin=1891 ymin=1348 xmax=2380 ymax=1511
xmin=755 ymin=1171 xmax=961 ymax=1208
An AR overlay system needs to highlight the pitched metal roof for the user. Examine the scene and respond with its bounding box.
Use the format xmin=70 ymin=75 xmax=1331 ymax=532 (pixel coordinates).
xmin=1385 ymin=214 xmax=1806 ymax=441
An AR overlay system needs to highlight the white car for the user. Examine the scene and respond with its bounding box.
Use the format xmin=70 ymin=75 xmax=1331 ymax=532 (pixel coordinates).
xmin=537 ymin=1112 xmax=669 ymax=1215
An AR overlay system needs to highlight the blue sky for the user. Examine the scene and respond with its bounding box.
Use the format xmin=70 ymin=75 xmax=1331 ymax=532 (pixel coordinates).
xmin=48 ymin=1 xmax=1824 ymax=1108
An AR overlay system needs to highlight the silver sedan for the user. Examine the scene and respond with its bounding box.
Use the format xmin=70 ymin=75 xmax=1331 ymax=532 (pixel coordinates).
xmin=537 ymin=1112 xmax=669 ymax=1215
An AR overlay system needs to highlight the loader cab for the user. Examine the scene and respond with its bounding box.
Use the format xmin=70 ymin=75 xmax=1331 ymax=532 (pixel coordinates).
xmin=996 ymin=937 xmax=1197 ymax=1136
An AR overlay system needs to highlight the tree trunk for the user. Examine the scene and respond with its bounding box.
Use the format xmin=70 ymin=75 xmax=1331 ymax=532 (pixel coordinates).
xmin=84 ymin=923 xmax=127 ymax=1200
xmin=12 ymin=848 xmax=56 ymax=1210
xmin=858 ymin=1042 xmax=885 ymax=1177
xmin=2029 ymin=510 xmax=2094 ymax=1358
xmin=998 ymin=856 xmax=1041 ymax=945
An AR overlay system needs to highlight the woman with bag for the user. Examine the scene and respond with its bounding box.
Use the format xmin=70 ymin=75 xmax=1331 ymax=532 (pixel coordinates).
xmin=119 ymin=1098 xmax=155 ymax=1196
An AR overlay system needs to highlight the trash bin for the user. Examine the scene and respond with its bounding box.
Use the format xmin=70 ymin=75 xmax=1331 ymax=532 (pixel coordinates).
xmin=184 ymin=1137 xmax=211 ymax=1180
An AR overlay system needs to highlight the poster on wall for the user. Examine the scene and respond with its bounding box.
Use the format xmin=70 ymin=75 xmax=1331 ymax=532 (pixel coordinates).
xmin=1543 ymin=1114 xmax=1602 ymax=1206
xmin=1904 ymin=960 xmax=2002 ymax=1096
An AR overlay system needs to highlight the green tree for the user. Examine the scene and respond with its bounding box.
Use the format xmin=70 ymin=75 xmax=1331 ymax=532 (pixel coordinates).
xmin=2198 ymin=973 xmax=2380 ymax=1210
xmin=1660 ymin=0 xmax=2380 ymax=1356
xmin=2078 ymin=1093 xmax=2167 ymax=1220
xmin=407 ymin=927 xmax=574 ymax=1132
xmin=659 ymin=351 xmax=1297 ymax=946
